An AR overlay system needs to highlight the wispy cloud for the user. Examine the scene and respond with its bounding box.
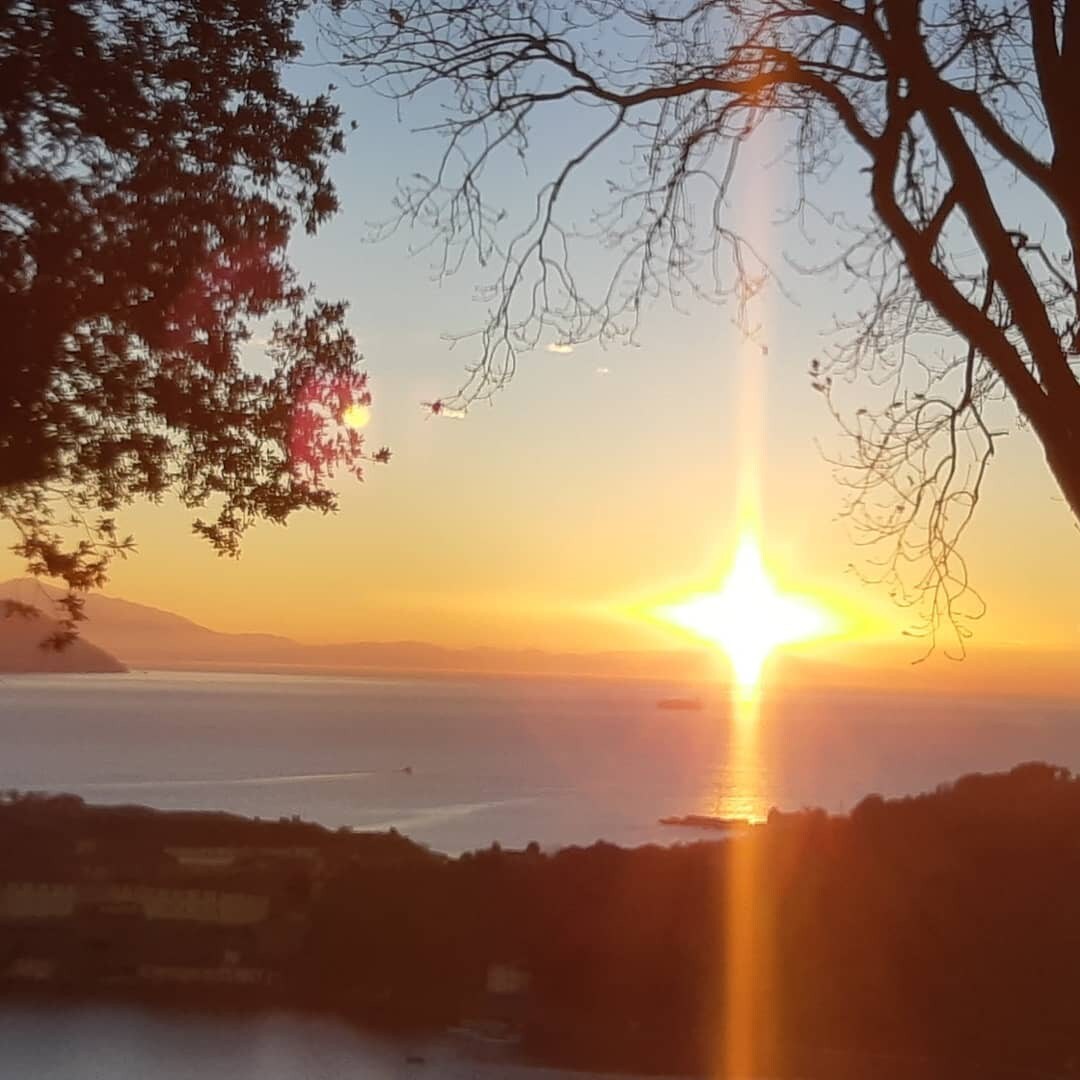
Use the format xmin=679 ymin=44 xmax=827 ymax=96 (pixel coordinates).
xmin=422 ymin=402 xmax=467 ymax=419
xmin=546 ymin=342 xmax=574 ymax=354
xmin=595 ymin=366 xmax=611 ymax=376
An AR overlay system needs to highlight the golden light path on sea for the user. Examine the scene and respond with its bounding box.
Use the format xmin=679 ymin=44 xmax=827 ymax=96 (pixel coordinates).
xmin=649 ymin=508 xmax=838 ymax=1075
xmin=642 ymin=117 xmax=834 ymax=1077
xmin=649 ymin=569 xmax=787 ymax=1075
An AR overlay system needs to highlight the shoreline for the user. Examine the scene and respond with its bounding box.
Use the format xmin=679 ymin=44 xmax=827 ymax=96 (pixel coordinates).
xmin=4 ymin=766 xmax=1080 ymax=1076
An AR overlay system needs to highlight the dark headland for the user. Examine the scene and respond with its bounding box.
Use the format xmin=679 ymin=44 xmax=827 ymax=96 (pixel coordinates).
xmin=0 ymin=604 xmax=125 ymax=673
xmin=3 ymin=763 xmax=1080 ymax=1078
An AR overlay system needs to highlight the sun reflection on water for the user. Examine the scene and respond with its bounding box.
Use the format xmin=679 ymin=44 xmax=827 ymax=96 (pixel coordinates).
xmin=719 ymin=689 xmax=772 ymax=1078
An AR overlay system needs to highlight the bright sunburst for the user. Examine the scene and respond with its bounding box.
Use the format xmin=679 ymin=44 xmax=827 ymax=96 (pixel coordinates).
xmin=656 ymin=536 xmax=836 ymax=693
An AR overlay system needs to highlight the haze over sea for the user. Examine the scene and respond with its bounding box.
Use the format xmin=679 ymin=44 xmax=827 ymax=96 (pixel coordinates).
xmin=2 ymin=670 xmax=1079 ymax=853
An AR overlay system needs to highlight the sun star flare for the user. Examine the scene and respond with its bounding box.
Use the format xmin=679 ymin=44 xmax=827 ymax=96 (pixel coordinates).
xmin=657 ymin=536 xmax=836 ymax=693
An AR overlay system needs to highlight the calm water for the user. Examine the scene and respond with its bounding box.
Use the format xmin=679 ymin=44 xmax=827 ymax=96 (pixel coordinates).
xmin=2 ymin=670 xmax=1080 ymax=1075
xmin=0 ymin=1001 xmax=655 ymax=1080
xmin=1 ymin=670 xmax=1079 ymax=852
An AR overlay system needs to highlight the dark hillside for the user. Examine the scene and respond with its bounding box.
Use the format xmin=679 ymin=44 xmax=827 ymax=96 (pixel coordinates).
xmin=0 ymin=607 xmax=124 ymax=673
xmin=4 ymin=765 xmax=1080 ymax=1078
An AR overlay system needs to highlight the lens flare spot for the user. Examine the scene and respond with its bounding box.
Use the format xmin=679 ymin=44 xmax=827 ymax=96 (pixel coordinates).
xmin=342 ymin=403 xmax=371 ymax=430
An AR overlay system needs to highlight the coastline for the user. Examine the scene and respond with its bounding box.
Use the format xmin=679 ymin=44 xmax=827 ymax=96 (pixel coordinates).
xmin=6 ymin=766 xmax=1080 ymax=1077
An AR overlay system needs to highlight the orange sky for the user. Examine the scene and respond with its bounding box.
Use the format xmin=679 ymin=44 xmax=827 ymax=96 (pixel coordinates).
xmin=2 ymin=314 xmax=1075 ymax=666
xmin=3 ymin=66 xmax=1078 ymax=686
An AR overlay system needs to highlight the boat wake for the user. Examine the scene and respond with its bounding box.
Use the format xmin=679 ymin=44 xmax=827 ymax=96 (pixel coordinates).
xmin=79 ymin=768 xmax=390 ymax=790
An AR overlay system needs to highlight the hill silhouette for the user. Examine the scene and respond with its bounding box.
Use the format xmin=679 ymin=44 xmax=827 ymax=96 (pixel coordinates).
xmin=0 ymin=602 xmax=125 ymax=673
xmin=0 ymin=579 xmax=295 ymax=669
xmin=0 ymin=579 xmax=1076 ymax=696
xmin=0 ymin=578 xmax=717 ymax=680
xmin=6 ymin=763 xmax=1080 ymax=1077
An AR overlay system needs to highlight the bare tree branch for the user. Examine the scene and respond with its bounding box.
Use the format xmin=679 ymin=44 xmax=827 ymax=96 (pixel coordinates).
xmin=320 ymin=0 xmax=1080 ymax=651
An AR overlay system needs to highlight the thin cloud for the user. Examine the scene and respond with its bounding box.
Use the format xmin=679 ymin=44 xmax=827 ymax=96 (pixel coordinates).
xmin=595 ymin=366 xmax=611 ymax=376
xmin=546 ymin=342 xmax=574 ymax=354
xmin=421 ymin=401 xmax=467 ymax=419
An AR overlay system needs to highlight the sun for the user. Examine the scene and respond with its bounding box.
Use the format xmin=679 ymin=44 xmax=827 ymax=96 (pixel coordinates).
xmin=656 ymin=536 xmax=836 ymax=693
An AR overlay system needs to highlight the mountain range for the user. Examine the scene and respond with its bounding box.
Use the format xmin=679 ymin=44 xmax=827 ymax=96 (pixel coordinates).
xmin=0 ymin=578 xmax=1075 ymax=697
xmin=0 ymin=578 xmax=713 ymax=680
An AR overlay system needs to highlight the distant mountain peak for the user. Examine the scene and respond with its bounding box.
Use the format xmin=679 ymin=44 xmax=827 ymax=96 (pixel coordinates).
xmin=0 ymin=599 xmax=125 ymax=673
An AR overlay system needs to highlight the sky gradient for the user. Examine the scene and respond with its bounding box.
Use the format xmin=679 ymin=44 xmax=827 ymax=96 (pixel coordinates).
xmin=3 ymin=33 xmax=1078 ymax=679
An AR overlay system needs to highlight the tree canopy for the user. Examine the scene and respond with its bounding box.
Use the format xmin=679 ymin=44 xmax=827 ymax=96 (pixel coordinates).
xmin=322 ymin=0 xmax=1079 ymax=650
xmin=1 ymin=0 xmax=385 ymax=643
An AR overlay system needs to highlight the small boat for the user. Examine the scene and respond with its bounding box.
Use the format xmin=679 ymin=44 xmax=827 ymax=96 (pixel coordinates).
xmin=656 ymin=697 xmax=703 ymax=711
xmin=447 ymin=1019 xmax=522 ymax=1046
xmin=658 ymin=814 xmax=751 ymax=831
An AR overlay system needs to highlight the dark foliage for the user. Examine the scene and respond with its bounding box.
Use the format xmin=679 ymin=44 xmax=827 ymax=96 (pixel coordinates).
xmin=9 ymin=765 xmax=1080 ymax=1076
xmin=299 ymin=763 xmax=1080 ymax=1077
xmin=1 ymin=0 xmax=385 ymax=642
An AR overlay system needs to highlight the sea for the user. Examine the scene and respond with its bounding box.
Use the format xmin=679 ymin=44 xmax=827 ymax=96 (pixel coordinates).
xmin=0 ymin=1001 xmax=660 ymax=1080
xmin=2 ymin=670 xmax=1079 ymax=851
xmin=2 ymin=669 xmax=1079 ymax=1076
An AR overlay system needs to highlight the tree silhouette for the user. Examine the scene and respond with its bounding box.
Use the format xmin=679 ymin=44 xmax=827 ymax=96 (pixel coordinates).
xmin=322 ymin=0 xmax=1079 ymax=650
xmin=1 ymin=0 xmax=386 ymax=643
